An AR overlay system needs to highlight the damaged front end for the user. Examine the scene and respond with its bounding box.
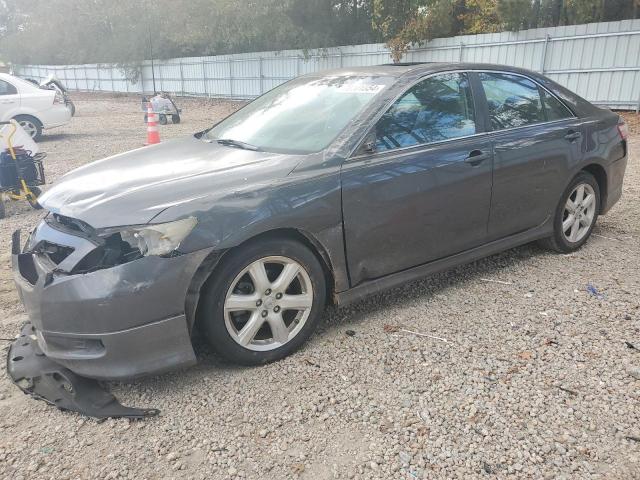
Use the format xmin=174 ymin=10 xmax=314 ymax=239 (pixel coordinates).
xmin=7 ymin=214 xmax=211 ymax=418
xmin=27 ymin=213 xmax=147 ymax=276
xmin=7 ymin=226 xmax=162 ymax=418
xmin=7 ymin=322 xmax=159 ymax=419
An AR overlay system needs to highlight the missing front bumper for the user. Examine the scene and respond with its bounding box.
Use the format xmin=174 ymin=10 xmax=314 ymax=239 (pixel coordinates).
xmin=7 ymin=322 xmax=159 ymax=419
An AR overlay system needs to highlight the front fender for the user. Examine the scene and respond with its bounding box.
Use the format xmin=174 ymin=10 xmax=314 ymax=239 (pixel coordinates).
xmin=154 ymin=164 xmax=350 ymax=292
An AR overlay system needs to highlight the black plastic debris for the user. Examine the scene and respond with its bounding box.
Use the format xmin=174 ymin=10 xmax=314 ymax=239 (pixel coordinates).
xmin=6 ymin=322 xmax=159 ymax=419
xmin=481 ymin=461 xmax=495 ymax=474
xmin=626 ymin=341 xmax=639 ymax=352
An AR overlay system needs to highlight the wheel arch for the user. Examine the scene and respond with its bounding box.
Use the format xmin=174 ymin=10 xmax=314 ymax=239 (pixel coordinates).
xmin=13 ymin=113 xmax=44 ymax=127
xmin=186 ymin=227 xmax=336 ymax=334
xmin=581 ymin=163 xmax=607 ymax=213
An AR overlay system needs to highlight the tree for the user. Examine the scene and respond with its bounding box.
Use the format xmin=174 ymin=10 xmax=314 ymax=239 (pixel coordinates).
xmin=371 ymin=0 xmax=457 ymax=62
xmin=0 ymin=0 xmax=638 ymax=65
xmin=457 ymin=0 xmax=501 ymax=34
xmin=287 ymin=0 xmax=378 ymax=46
xmin=497 ymin=0 xmax=536 ymax=30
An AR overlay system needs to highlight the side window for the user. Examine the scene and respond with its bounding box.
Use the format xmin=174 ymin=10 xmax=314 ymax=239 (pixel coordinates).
xmin=375 ymin=72 xmax=476 ymax=152
xmin=479 ymin=72 xmax=545 ymax=130
xmin=0 ymin=80 xmax=17 ymax=96
xmin=541 ymin=89 xmax=573 ymax=121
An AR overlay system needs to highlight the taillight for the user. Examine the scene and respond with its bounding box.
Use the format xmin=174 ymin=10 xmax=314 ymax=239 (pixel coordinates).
xmin=617 ymin=119 xmax=629 ymax=141
xmin=53 ymin=92 xmax=64 ymax=104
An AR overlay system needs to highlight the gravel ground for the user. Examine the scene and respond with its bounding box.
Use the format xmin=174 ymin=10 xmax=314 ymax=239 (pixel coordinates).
xmin=0 ymin=94 xmax=639 ymax=480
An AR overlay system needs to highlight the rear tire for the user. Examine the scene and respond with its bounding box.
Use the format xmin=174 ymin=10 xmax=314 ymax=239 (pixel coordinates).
xmin=172 ymin=114 xmax=181 ymax=124
xmin=199 ymin=237 xmax=326 ymax=365
xmin=538 ymin=171 xmax=600 ymax=253
xmin=158 ymin=114 xmax=168 ymax=125
xmin=13 ymin=115 xmax=43 ymax=142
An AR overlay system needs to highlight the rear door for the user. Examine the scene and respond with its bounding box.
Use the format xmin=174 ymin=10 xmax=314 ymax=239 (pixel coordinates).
xmin=341 ymin=72 xmax=493 ymax=285
xmin=0 ymin=79 xmax=20 ymax=121
xmin=474 ymin=71 xmax=580 ymax=240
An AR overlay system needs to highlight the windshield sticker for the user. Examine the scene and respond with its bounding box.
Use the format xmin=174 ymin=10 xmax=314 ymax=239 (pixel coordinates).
xmin=337 ymin=83 xmax=386 ymax=94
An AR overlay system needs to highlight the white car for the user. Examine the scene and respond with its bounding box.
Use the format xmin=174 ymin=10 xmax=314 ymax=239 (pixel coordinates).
xmin=0 ymin=72 xmax=72 ymax=141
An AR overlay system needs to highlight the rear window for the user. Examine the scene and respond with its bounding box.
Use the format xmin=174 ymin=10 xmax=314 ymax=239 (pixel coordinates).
xmin=0 ymin=80 xmax=17 ymax=96
xmin=541 ymin=89 xmax=573 ymax=121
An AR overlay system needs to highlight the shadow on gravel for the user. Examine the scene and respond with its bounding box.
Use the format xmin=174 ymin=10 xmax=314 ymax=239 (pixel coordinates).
xmin=108 ymin=242 xmax=551 ymax=395
xmin=109 ymin=346 xmax=250 ymax=402
xmin=39 ymin=133 xmax=95 ymax=143
xmin=320 ymin=242 xmax=549 ymax=331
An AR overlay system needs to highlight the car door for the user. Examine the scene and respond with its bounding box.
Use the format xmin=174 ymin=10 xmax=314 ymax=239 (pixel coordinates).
xmin=0 ymin=79 xmax=20 ymax=121
xmin=341 ymin=72 xmax=493 ymax=285
xmin=475 ymin=71 xmax=581 ymax=240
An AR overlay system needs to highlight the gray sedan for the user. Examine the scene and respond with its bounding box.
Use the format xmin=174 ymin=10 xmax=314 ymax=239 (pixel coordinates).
xmin=11 ymin=63 xmax=628 ymax=381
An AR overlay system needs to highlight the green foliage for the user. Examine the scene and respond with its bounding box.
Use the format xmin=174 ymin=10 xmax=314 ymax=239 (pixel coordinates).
xmin=371 ymin=0 xmax=455 ymax=61
xmin=497 ymin=0 xmax=638 ymax=31
xmin=0 ymin=0 xmax=637 ymax=65
xmin=372 ymin=0 xmax=638 ymax=61
xmin=497 ymin=0 xmax=536 ymax=30
xmin=458 ymin=0 xmax=502 ymax=34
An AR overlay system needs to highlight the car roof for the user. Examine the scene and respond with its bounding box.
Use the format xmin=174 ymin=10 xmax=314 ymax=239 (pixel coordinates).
xmin=304 ymin=62 xmax=539 ymax=79
xmin=302 ymin=62 xmax=600 ymax=118
xmin=0 ymin=72 xmax=40 ymax=90
xmin=0 ymin=72 xmax=19 ymax=81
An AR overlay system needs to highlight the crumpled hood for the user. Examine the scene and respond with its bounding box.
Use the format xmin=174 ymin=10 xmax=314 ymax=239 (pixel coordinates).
xmin=39 ymin=136 xmax=300 ymax=228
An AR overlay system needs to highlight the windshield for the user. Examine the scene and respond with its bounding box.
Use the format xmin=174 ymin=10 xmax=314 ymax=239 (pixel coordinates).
xmin=205 ymin=75 xmax=394 ymax=154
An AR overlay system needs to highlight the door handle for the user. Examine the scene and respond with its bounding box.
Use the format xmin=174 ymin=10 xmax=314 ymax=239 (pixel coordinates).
xmin=564 ymin=130 xmax=582 ymax=142
xmin=464 ymin=150 xmax=489 ymax=166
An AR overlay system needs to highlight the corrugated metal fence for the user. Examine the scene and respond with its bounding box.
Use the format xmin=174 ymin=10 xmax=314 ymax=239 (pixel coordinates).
xmin=15 ymin=19 xmax=640 ymax=110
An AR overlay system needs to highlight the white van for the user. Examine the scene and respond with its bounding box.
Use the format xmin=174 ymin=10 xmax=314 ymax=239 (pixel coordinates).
xmin=0 ymin=72 xmax=72 ymax=141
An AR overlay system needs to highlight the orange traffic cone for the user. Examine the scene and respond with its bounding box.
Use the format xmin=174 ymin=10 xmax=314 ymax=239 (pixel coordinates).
xmin=145 ymin=104 xmax=161 ymax=145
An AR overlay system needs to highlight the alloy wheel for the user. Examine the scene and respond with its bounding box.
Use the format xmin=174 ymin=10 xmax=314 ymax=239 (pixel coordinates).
xmin=562 ymin=183 xmax=596 ymax=243
xmin=223 ymin=256 xmax=314 ymax=351
xmin=19 ymin=120 xmax=38 ymax=139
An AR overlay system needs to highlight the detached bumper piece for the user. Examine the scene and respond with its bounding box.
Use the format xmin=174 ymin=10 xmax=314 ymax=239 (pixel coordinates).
xmin=7 ymin=323 xmax=159 ymax=419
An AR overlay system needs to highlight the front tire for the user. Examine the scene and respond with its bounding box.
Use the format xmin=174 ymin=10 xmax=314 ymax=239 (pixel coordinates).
xmin=200 ymin=237 xmax=326 ymax=365
xmin=539 ymin=171 xmax=600 ymax=253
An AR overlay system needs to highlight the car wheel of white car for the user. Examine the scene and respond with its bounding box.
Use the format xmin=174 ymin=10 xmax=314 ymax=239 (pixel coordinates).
xmin=14 ymin=115 xmax=43 ymax=141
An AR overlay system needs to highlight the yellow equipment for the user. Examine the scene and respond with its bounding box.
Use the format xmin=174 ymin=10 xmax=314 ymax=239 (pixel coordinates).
xmin=0 ymin=120 xmax=45 ymax=219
